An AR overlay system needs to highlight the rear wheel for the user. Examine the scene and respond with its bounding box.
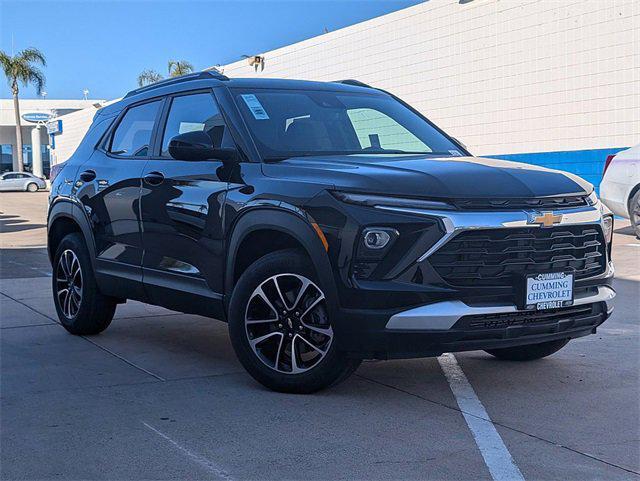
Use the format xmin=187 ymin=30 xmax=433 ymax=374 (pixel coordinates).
xmin=485 ymin=339 xmax=569 ymax=361
xmin=629 ymin=189 xmax=640 ymax=239
xmin=52 ymin=233 xmax=116 ymax=335
xmin=228 ymin=249 xmax=360 ymax=393
xmin=26 ymin=182 xmax=38 ymax=192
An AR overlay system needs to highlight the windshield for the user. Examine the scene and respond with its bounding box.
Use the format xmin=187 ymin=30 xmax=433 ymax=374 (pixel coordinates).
xmin=232 ymin=88 xmax=463 ymax=160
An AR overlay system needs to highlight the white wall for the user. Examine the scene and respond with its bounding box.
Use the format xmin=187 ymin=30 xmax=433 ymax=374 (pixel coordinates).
xmin=220 ymin=0 xmax=639 ymax=157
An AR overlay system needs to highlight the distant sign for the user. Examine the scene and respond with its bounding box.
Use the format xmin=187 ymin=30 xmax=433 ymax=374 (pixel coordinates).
xmin=21 ymin=112 xmax=53 ymax=123
xmin=47 ymin=119 xmax=63 ymax=135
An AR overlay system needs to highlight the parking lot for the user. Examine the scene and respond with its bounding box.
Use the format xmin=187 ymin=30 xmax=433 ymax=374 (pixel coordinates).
xmin=1 ymin=191 xmax=638 ymax=480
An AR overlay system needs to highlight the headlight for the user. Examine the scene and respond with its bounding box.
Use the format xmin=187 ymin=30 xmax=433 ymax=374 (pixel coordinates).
xmin=587 ymin=191 xmax=599 ymax=206
xmin=332 ymin=191 xmax=455 ymax=211
xmin=602 ymin=214 xmax=614 ymax=244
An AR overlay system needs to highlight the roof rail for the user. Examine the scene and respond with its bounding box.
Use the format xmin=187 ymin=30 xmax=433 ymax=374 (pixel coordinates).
xmin=332 ymin=79 xmax=373 ymax=89
xmin=124 ymin=71 xmax=228 ymax=98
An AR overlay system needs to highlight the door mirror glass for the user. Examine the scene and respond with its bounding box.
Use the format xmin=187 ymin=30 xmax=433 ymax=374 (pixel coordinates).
xmin=168 ymin=131 xmax=237 ymax=162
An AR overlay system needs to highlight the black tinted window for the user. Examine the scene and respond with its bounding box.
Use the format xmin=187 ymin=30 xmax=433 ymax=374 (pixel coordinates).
xmin=110 ymin=101 xmax=161 ymax=157
xmin=161 ymin=92 xmax=233 ymax=157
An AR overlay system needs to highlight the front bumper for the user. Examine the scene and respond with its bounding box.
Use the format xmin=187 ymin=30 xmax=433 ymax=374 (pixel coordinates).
xmin=337 ymin=286 xmax=615 ymax=359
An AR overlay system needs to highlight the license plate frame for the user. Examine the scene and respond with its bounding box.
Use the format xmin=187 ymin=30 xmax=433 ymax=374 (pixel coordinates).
xmin=523 ymin=272 xmax=574 ymax=311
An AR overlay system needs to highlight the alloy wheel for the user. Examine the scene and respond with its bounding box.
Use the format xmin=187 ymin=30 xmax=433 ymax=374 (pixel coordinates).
xmin=56 ymin=249 xmax=83 ymax=318
xmin=245 ymin=274 xmax=333 ymax=374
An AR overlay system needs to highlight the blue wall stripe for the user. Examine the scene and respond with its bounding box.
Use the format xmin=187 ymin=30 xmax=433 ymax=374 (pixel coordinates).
xmin=488 ymin=147 xmax=628 ymax=193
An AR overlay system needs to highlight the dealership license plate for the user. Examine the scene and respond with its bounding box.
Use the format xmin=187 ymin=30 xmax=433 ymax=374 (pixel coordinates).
xmin=525 ymin=272 xmax=574 ymax=310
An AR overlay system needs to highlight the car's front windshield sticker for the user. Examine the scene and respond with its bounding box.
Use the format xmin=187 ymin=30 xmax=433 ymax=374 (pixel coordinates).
xmin=240 ymin=94 xmax=270 ymax=120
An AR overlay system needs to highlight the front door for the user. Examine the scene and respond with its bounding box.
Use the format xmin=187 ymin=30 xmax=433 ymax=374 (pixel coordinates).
xmin=140 ymin=91 xmax=234 ymax=318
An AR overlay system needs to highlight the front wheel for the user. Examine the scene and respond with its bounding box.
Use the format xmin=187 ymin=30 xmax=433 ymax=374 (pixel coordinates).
xmin=228 ymin=249 xmax=360 ymax=393
xmin=485 ymin=339 xmax=570 ymax=361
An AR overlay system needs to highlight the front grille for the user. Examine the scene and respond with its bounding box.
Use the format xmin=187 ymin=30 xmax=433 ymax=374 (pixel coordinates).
xmin=430 ymin=225 xmax=606 ymax=288
xmin=453 ymin=195 xmax=589 ymax=210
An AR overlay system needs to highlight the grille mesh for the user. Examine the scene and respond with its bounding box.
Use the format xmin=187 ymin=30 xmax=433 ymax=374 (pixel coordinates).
xmin=460 ymin=305 xmax=594 ymax=330
xmin=430 ymin=226 xmax=606 ymax=288
xmin=453 ymin=196 xmax=589 ymax=210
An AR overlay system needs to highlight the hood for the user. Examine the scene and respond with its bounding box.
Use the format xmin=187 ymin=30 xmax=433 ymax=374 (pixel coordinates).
xmin=261 ymin=154 xmax=592 ymax=199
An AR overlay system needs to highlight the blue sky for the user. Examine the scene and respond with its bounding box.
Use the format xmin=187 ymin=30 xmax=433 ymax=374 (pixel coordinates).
xmin=1 ymin=0 xmax=423 ymax=100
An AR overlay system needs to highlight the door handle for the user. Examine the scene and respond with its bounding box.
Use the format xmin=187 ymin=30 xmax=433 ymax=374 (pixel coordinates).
xmin=144 ymin=171 xmax=165 ymax=186
xmin=79 ymin=170 xmax=96 ymax=182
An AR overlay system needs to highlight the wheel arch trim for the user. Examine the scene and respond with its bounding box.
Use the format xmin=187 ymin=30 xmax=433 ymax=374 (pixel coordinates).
xmin=47 ymin=199 xmax=97 ymax=266
xmin=225 ymin=206 xmax=338 ymax=318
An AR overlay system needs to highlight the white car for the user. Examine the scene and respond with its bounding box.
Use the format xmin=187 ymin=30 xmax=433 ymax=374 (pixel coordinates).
xmin=600 ymin=144 xmax=640 ymax=237
xmin=0 ymin=171 xmax=47 ymax=192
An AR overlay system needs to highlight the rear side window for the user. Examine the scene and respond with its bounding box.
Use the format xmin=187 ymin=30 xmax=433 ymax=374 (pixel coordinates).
xmin=109 ymin=101 xmax=161 ymax=157
xmin=161 ymin=92 xmax=233 ymax=156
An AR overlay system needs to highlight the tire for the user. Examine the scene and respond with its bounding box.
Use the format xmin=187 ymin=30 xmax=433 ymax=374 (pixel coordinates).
xmin=228 ymin=249 xmax=361 ymax=393
xmin=26 ymin=182 xmax=38 ymax=192
xmin=629 ymin=189 xmax=640 ymax=239
xmin=485 ymin=339 xmax=570 ymax=361
xmin=52 ymin=232 xmax=116 ymax=335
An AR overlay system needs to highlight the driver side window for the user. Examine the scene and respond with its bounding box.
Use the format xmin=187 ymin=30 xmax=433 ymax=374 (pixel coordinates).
xmin=161 ymin=92 xmax=234 ymax=157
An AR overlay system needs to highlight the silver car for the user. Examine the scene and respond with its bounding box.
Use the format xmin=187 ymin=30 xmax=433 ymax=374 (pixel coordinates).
xmin=0 ymin=172 xmax=47 ymax=192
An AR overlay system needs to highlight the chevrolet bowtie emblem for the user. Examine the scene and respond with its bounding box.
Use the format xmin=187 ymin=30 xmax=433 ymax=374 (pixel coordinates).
xmin=530 ymin=211 xmax=563 ymax=227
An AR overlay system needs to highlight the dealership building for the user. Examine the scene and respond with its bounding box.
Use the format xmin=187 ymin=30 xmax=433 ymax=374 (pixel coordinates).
xmin=218 ymin=0 xmax=638 ymax=190
xmin=0 ymin=99 xmax=103 ymax=176
xmin=48 ymin=0 xmax=637 ymax=191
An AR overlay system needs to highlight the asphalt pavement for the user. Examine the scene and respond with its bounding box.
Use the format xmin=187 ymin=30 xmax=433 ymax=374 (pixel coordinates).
xmin=1 ymin=191 xmax=639 ymax=481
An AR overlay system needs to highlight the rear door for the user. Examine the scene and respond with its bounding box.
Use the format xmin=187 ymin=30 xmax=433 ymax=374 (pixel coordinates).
xmin=139 ymin=90 xmax=235 ymax=317
xmin=74 ymin=98 xmax=163 ymax=299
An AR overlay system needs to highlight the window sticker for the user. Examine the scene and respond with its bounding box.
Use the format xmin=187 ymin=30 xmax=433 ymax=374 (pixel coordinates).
xmin=240 ymin=94 xmax=269 ymax=120
xmin=178 ymin=122 xmax=205 ymax=134
xmin=449 ymin=150 xmax=463 ymax=156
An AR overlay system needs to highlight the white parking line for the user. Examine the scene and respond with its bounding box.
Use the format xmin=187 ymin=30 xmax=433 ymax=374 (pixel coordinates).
xmin=143 ymin=422 xmax=234 ymax=481
xmin=438 ymin=353 xmax=525 ymax=481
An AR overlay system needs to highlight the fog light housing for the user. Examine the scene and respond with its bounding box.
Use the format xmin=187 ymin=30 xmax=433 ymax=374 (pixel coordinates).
xmin=363 ymin=229 xmax=393 ymax=250
xmin=602 ymin=214 xmax=614 ymax=244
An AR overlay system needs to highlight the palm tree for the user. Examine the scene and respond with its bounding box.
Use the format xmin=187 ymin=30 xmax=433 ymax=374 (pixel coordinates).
xmin=168 ymin=60 xmax=194 ymax=78
xmin=137 ymin=60 xmax=194 ymax=87
xmin=137 ymin=69 xmax=163 ymax=87
xmin=0 ymin=47 xmax=46 ymax=172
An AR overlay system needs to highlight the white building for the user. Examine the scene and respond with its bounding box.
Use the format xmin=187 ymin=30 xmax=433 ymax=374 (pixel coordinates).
xmin=219 ymin=0 xmax=639 ymax=190
xmin=48 ymin=100 xmax=118 ymax=165
xmin=0 ymin=99 xmax=103 ymax=176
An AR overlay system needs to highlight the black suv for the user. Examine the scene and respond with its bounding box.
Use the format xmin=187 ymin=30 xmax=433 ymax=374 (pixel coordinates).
xmin=48 ymin=72 xmax=615 ymax=393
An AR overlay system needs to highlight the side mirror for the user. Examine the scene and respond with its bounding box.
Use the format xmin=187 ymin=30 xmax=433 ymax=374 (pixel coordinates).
xmin=168 ymin=131 xmax=237 ymax=162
